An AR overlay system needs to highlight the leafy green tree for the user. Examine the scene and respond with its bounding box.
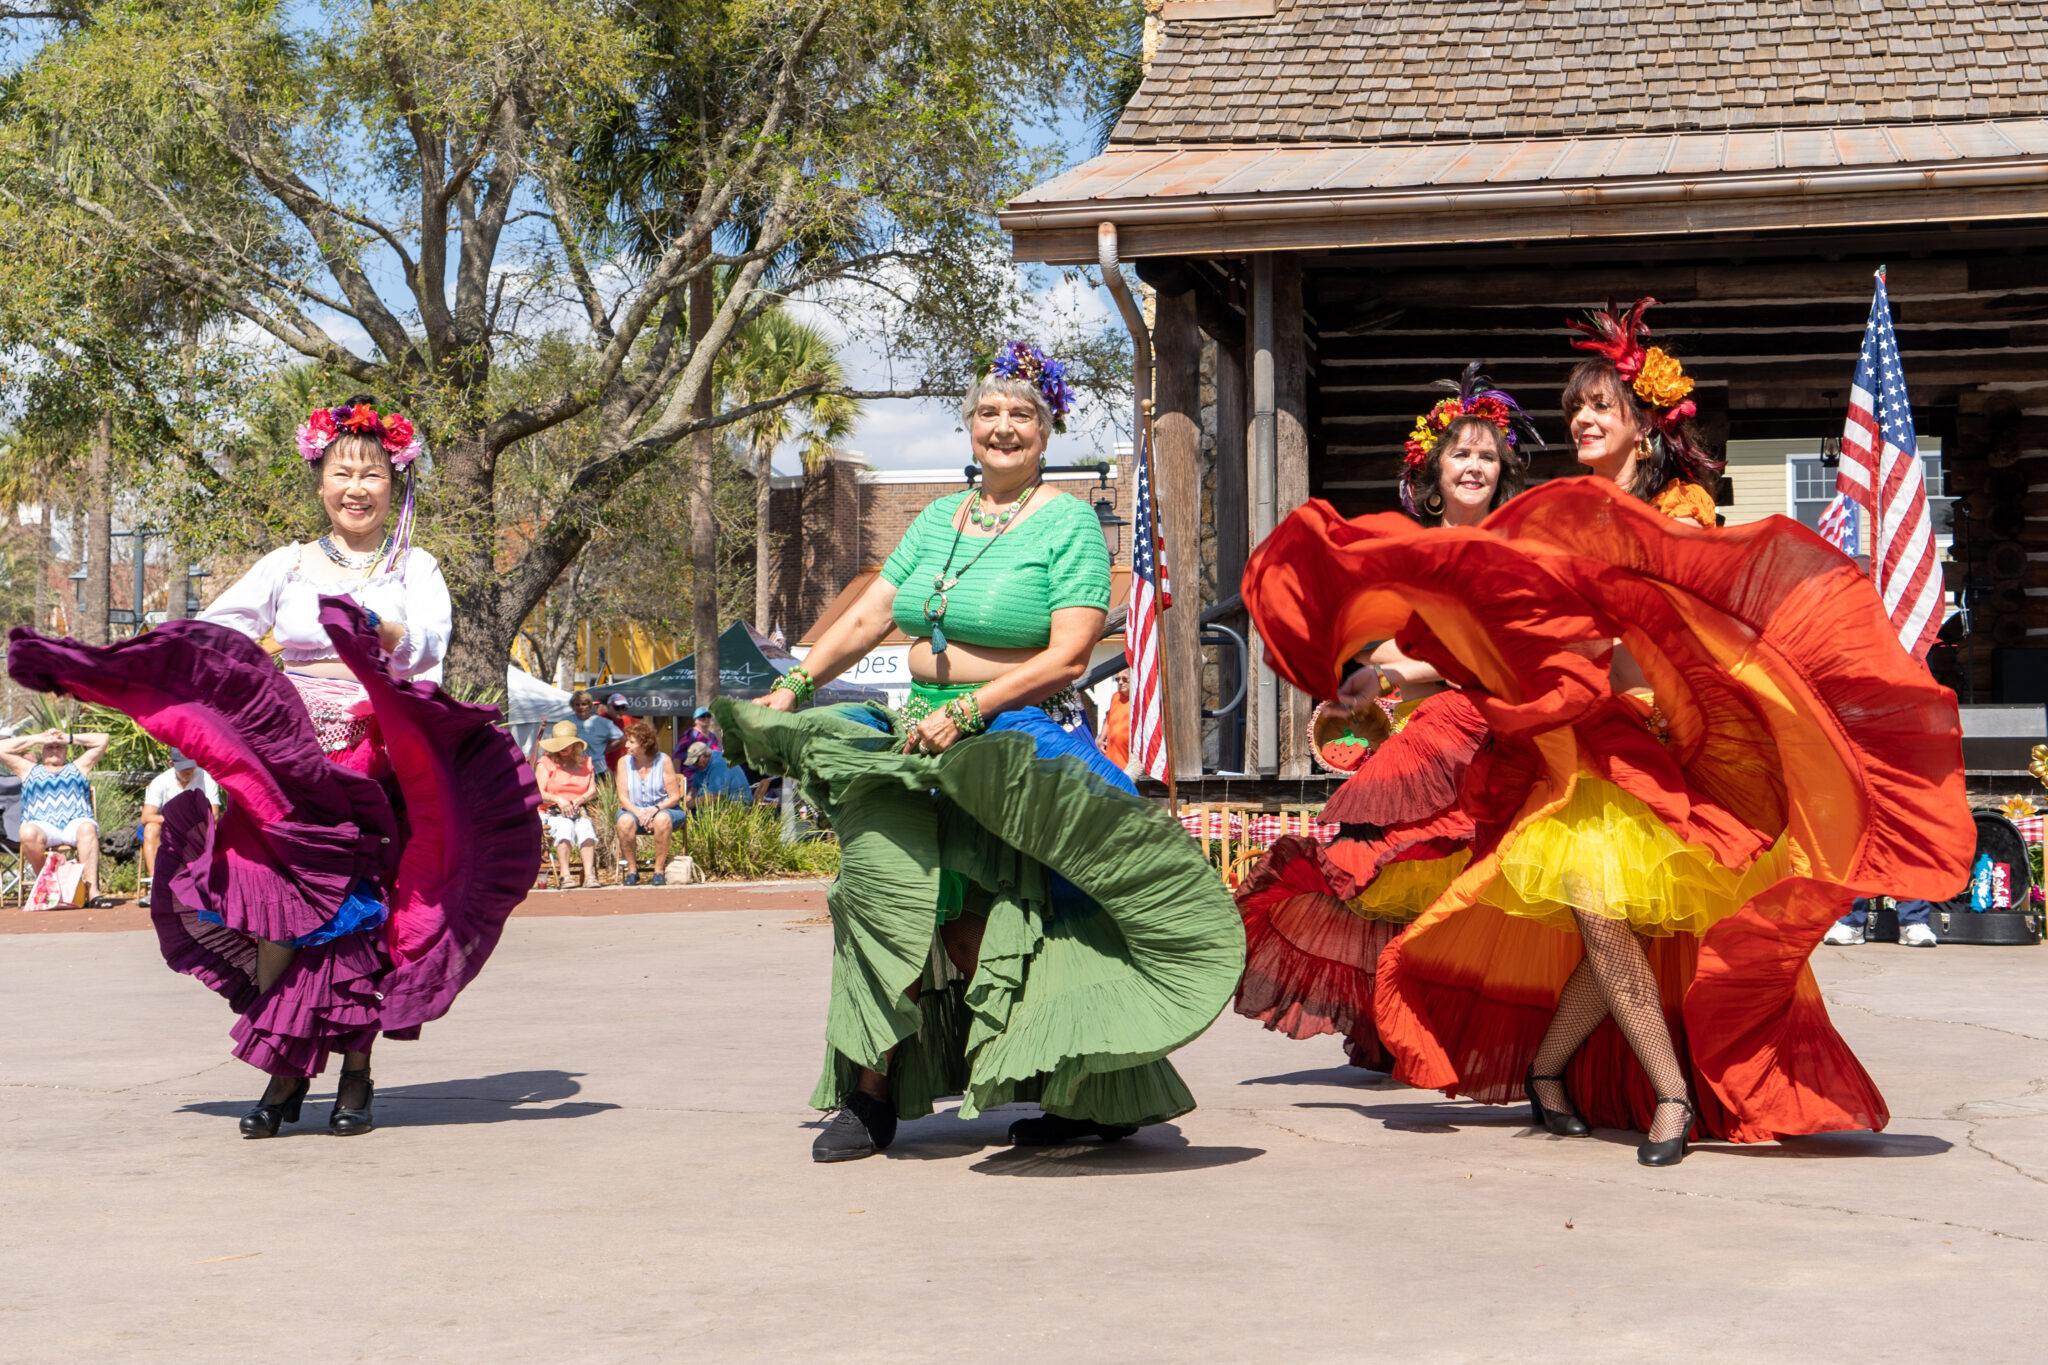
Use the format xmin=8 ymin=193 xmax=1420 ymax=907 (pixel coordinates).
xmin=719 ymin=308 xmax=861 ymax=632
xmin=0 ymin=0 xmax=1136 ymax=693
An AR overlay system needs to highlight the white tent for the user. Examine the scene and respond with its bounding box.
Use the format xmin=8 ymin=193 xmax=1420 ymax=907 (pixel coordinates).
xmin=506 ymin=666 xmax=575 ymax=754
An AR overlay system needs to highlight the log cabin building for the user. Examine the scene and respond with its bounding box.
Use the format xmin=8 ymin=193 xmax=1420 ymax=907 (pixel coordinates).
xmin=1002 ymin=0 xmax=2048 ymax=785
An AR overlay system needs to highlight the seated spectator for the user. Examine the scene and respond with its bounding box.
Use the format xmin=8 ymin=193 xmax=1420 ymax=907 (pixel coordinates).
xmin=613 ymin=719 xmax=682 ymax=886
xmin=0 ymin=728 xmax=113 ymax=907
xmin=140 ymin=749 xmax=221 ymax=885
xmin=535 ymin=721 xmax=600 ymax=890
xmin=681 ymin=740 xmax=752 ymax=808
xmin=673 ymin=706 xmax=723 ymax=762
xmin=567 ymin=690 xmax=624 ymax=768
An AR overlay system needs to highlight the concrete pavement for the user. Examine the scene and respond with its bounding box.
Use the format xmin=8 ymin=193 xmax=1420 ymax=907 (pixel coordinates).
xmin=2 ymin=902 xmax=2045 ymax=1363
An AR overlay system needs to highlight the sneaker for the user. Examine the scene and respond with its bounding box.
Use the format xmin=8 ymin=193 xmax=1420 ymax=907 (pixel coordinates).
xmin=812 ymin=1090 xmax=896 ymax=1163
xmin=622 ymin=872 xmax=640 ymax=887
xmin=650 ymin=873 xmax=667 ymax=886
xmin=1900 ymin=923 xmax=1939 ymax=948
xmin=1822 ymin=921 xmax=1863 ymax=946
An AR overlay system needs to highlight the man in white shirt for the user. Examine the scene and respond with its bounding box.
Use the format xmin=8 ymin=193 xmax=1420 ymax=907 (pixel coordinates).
xmin=140 ymin=750 xmax=221 ymax=885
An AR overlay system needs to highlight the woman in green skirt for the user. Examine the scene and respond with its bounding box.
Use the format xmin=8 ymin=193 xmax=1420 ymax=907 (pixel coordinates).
xmin=722 ymin=342 xmax=1242 ymax=1163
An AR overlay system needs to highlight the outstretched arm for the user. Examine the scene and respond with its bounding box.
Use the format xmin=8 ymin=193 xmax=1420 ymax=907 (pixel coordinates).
xmin=757 ymin=576 xmax=898 ymax=712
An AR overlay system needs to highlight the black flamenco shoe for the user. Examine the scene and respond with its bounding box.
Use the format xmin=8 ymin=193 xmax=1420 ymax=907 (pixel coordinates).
xmin=329 ymin=1068 xmax=375 ymax=1137
xmin=812 ymin=1090 xmax=897 ymax=1163
xmin=1006 ymin=1114 xmax=1139 ymax=1147
xmin=1526 ymin=1066 xmax=1590 ymax=1137
xmin=1638 ymin=1096 xmax=1694 ymax=1167
xmin=239 ymin=1077 xmax=310 ymax=1139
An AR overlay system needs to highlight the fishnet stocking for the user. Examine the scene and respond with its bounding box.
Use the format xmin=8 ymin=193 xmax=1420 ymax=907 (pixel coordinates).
xmin=1529 ymin=913 xmax=1692 ymax=1141
xmin=1528 ymin=959 xmax=1605 ymax=1117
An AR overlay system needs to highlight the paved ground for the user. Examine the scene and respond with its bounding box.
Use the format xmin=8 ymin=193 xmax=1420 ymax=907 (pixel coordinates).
xmin=2 ymin=895 xmax=2045 ymax=1363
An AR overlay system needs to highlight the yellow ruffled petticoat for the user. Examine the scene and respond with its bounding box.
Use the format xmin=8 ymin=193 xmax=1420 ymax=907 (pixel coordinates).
xmin=1347 ymin=850 xmax=1471 ymax=925
xmin=1487 ymin=772 xmax=1790 ymax=937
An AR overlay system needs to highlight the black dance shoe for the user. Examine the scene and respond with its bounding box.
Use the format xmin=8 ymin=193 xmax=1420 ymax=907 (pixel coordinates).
xmin=239 ymin=1077 xmax=310 ymax=1139
xmin=329 ymin=1068 xmax=375 ymax=1137
xmin=1526 ymin=1066 xmax=1590 ymax=1137
xmin=812 ymin=1090 xmax=896 ymax=1163
xmin=1006 ymin=1115 xmax=1139 ymax=1147
xmin=1637 ymin=1096 xmax=1694 ymax=1167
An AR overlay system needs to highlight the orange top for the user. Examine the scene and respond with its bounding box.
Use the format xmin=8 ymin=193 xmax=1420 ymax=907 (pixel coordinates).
xmin=535 ymin=753 xmax=595 ymax=807
xmin=1099 ymin=691 xmax=1132 ymax=769
xmin=1652 ymin=478 xmax=1717 ymax=525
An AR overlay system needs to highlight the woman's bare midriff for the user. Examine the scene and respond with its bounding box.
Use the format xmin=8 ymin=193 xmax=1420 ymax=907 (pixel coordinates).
xmin=288 ymin=659 xmax=358 ymax=680
xmin=907 ymin=639 xmax=1038 ymax=685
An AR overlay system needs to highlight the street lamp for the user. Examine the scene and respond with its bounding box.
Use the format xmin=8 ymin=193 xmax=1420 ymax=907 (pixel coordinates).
xmin=1089 ymin=460 xmax=1125 ymax=563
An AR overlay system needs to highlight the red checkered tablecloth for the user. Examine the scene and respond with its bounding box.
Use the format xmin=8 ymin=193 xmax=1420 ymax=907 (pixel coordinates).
xmin=2013 ymin=814 xmax=2043 ymax=845
xmin=1179 ymin=810 xmax=1341 ymax=845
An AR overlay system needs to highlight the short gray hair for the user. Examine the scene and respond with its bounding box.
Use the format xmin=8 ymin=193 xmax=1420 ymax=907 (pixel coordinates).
xmin=959 ymin=375 xmax=1054 ymax=432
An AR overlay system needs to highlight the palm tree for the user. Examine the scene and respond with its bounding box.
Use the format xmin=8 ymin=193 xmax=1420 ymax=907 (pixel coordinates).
xmin=721 ymin=310 xmax=863 ymax=632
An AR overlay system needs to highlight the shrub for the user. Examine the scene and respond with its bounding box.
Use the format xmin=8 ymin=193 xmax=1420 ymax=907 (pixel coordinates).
xmin=682 ymin=799 xmax=836 ymax=880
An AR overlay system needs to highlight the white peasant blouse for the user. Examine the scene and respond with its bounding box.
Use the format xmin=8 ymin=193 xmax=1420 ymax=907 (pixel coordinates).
xmin=199 ymin=544 xmax=453 ymax=683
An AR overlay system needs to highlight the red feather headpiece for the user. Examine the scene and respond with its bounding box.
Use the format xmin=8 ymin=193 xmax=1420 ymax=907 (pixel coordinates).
xmin=1566 ymin=297 xmax=1656 ymax=381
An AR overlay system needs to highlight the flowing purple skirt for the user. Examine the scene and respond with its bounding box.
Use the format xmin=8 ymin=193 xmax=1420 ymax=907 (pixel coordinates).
xmin=7 ymin=601 xmax=543 ymax=1076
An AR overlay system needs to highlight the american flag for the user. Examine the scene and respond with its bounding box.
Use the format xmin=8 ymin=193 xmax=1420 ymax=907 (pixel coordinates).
xmin=1125 ymin=429 xmax=1172 ymax=782
xmin=1838 ymin=269 xmax=1943 ymax=660
xmin=1817 ymin=493 xmax=1860 ymax=557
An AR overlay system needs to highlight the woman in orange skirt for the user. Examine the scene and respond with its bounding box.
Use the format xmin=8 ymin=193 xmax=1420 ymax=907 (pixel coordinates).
xmin=1234 ymin=366 xmax=1534 ymax=1068
xmin=1245 ymin=301 xmax=1972 ymax=1165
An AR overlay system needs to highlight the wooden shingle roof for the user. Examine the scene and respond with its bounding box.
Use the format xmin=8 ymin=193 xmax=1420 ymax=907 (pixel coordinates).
xmin=1117 ymin=1 xmax=2048 ymax=146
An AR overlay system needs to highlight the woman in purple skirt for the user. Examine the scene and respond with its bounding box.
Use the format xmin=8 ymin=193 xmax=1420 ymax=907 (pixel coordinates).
xmin=7 ymin=397 xmax=541 ymax=1139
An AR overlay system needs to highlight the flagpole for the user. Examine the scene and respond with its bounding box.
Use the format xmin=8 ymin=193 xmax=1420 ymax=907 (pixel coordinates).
xmin=1140 ymin=396 xmax=1180 ymax=818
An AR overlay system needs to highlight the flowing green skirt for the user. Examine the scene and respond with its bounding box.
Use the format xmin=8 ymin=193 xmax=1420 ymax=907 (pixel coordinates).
xmin=714 ymin=698 xmax=1243 ymax=1126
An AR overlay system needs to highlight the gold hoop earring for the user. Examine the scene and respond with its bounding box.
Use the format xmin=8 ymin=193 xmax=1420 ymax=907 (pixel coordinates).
xmin=1422 ymin=489 xmax=1445 ymax=517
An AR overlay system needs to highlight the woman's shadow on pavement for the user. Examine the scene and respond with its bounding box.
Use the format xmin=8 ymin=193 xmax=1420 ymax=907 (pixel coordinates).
xmin=807 ymin=1106 xmax=1263 ymax=1174
xmin=178 ymin=1069 xmax=620 ymax=1128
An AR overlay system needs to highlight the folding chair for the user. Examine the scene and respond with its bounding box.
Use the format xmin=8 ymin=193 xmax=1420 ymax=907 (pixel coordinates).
xmin=0 ymin=774 xmax=22 ymax=906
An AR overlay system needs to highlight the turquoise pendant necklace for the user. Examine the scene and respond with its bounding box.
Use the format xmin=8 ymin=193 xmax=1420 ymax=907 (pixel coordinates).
xmin=923 ymin=482 xmax=1039 ymax=653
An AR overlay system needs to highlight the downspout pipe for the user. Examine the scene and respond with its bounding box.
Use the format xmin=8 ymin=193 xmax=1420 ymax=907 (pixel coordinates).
xmin=1097 ymin=222 xmax=1181 ymax=802
xmin=1097 ymin=222 xmax=1152 ymax=454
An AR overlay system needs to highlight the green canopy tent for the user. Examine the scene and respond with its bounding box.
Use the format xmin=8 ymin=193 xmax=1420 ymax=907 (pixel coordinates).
xmin=603 ymin=622 xmax=884 ymax=714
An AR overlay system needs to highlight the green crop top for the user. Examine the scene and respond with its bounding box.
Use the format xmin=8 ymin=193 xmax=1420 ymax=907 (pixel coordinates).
xmin=880 ymin=491 xmax=1112 ymax=649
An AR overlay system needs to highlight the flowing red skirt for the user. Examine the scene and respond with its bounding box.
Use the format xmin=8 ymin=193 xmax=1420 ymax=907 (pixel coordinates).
xmin=1233 ymin=689 xmax=1487 ymax=1068
xmin=1244 ymin=479 xmax=1972 ymax=1141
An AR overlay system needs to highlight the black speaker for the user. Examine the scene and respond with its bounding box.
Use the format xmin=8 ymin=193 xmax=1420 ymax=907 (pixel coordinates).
xmin=1992 ymin=648 xmax=2048 ymax=705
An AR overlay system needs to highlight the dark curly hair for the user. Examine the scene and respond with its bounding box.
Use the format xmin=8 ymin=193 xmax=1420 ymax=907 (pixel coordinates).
xmin=1405 ymin=415 xmax=1526 ymax=525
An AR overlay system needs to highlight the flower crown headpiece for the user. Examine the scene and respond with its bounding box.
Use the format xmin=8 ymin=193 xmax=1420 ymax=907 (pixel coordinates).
xmin=1566 ymin=296 xmax=1697 ymax=430
xmin=294 ymin=399 xmax=425 ymax=578
xmin=295 ymin=401 xmax=427 ymax=467
xmin=987 ymin=340 xmax=1073 ymax=433
xmin=1400 ymin=362 xmax=1543 ymax=515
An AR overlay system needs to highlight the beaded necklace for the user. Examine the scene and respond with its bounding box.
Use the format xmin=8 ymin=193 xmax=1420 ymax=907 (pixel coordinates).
xmin=921 ymin=481 xmax=1039 ymax=654
xmin=319 ymin=531 xmax=392 ymax=573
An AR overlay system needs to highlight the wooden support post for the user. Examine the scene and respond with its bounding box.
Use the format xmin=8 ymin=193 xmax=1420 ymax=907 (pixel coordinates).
xmin=1213 ymin=331 xmax=1249 ymax=773
xmin=1273 ymin=256 xmax=1314 ymax=778
xmin=1250 ymin=254 xmax=1279 ymax=775
xmin=1153 ymin=286 xmax=1206 ymax=781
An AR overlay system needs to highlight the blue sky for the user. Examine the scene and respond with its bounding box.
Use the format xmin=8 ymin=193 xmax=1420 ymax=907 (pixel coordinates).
xmin=808 ymin=106 xmax=1123 ymax=476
